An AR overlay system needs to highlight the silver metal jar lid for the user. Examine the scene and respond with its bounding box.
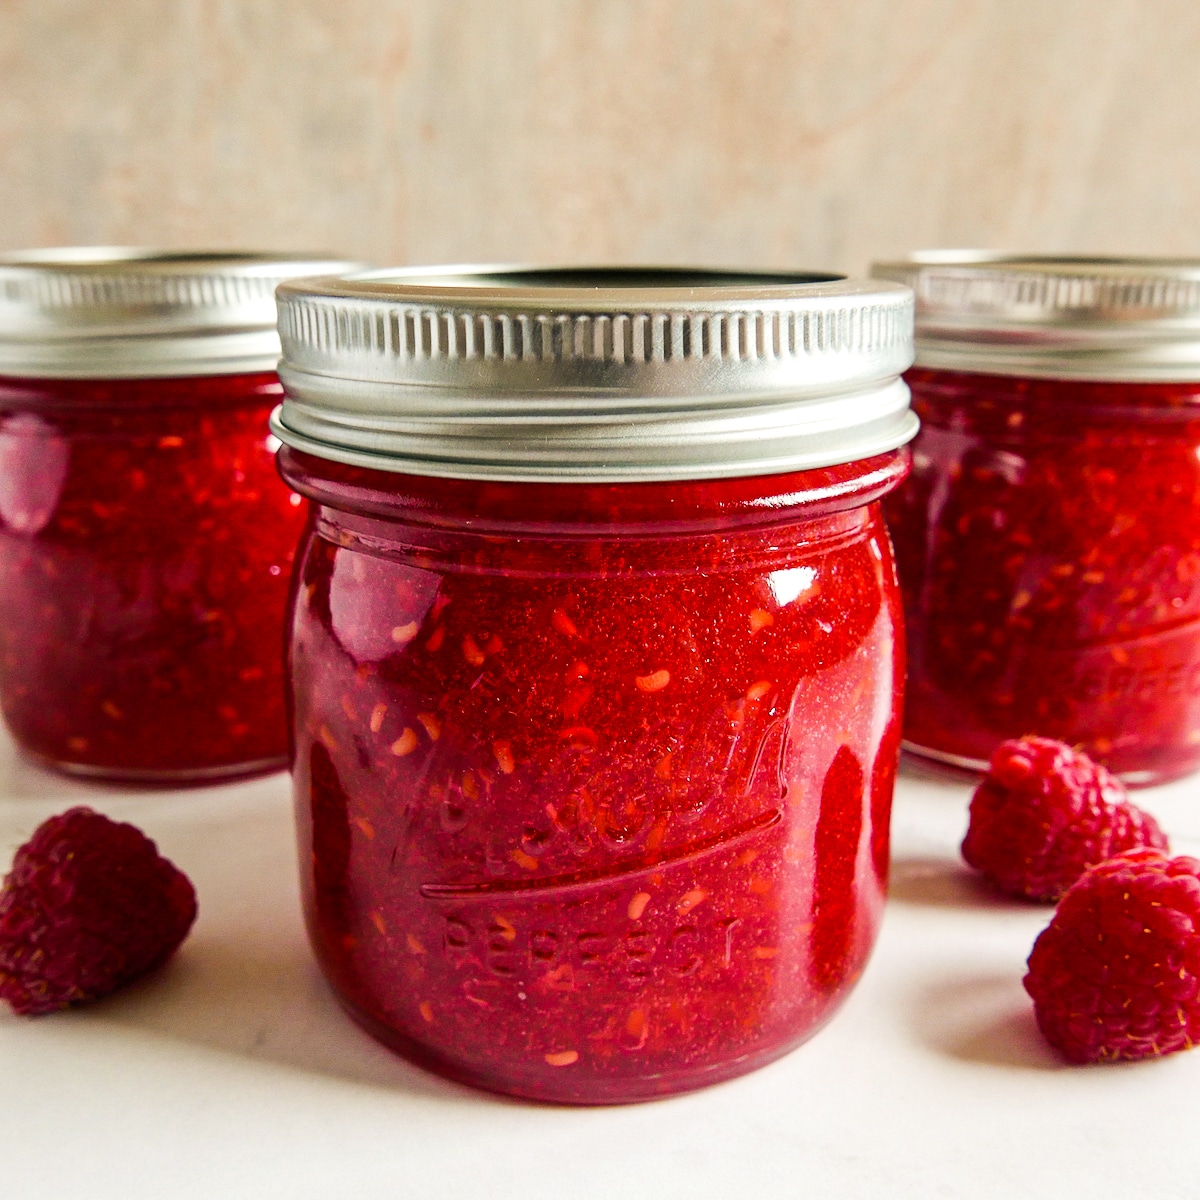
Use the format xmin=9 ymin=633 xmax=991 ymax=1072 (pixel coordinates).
xmin=872 ymin=252 xmax=1200 ymax=382
xmin=271 ymin=265 xmax=917 ymax=483
xmin=0 ymin=248 xmax=359 ymax=379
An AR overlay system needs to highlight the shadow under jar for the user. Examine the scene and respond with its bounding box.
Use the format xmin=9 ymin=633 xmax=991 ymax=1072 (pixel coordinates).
xmin=0 ymin=249 xmax=354 ymax=783
xmin=874 ymin=254 xmax=1200 ymax=785
xmin=273 ymin=266 xmax=917 ymax=1104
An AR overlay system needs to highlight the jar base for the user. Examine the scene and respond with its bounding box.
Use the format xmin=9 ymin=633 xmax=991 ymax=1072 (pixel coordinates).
xmin=25 ymin=751 xmax=288 ymax=789
xmin=901 ymin=740 xmax=989 ymax=774
xmin=902 ymin=738 xmax=1199 ymax=789
xmin=336 ymin=994 xmax=818 ymax=1106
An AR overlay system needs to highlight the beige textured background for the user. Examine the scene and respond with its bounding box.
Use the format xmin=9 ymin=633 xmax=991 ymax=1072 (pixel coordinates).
xmin=1 ymin=0 xmax=1198 ymax=275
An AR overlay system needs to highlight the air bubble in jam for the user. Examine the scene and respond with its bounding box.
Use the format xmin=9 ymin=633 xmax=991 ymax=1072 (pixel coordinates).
xmin=0 ymin=373 xmax=304 ymax=781
xmin=888 ymin=369 xmax=1200 ymax=784
xmin=282 ymin=448 xmax=907 ymax=1103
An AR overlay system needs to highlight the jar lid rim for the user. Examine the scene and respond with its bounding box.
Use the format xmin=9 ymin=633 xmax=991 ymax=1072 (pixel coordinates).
xmin=278 ymin=263 xmax=889 ymax=306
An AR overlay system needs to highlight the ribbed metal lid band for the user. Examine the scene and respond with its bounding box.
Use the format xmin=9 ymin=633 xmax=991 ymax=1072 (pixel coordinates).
xmin=872 ymin=254 xmax=1200 ymax=382
xmin=270 ymin=267 xmax=917 ymax=482
xmin=1 ymin=269 xmax=286 ymax=315
xmin=0 ymin=249 xmax=357 ymax=378
xmin=910 ymin=269 xmax=1200 ymax=315
xmin=278 ymin=295 xmax=911 ymax=376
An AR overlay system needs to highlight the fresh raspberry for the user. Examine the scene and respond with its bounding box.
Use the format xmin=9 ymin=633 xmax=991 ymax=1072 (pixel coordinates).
xmin=0 ymin=807 xmax=197 ymax=1015
xmin=961 ymin=736 xmax=1167 ymax=901
xmin=1024 ymin=848 xmax=1200 ymax=1062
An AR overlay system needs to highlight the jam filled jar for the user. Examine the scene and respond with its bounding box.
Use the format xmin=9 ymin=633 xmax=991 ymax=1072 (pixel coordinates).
xmin=272 ymin=267 xmax=917 ymax=1103
xmin=0 ymin=249 xmax=353 ymax=783
xmin=874 ymin=254 xmax=1200 ymax=785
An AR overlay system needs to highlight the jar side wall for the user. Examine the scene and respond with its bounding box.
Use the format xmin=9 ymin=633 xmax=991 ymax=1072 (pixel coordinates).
xmin=890 ymin=368 xmax=1200 ymax=783
xmin=285 ymin=476 xmax=904 ymax=1101
xmin=0 ymin=374 xmax=302 ymax=779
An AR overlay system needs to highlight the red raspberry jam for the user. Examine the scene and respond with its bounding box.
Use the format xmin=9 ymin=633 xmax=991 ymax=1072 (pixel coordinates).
xmin=272 ymin=266 xmax=916 ymax=1101
xmin=280 ymin=449 xmax=907 ymax=1103
xmin=0 ymin=250 xmax=354 ymax=782
xmin=0 ymin=373 xmax=303 ymax=780
xmin=888 ymin=368 xmax=1200 ymax=784
xmin=874 ymin=254 xmax=1200 ymax=785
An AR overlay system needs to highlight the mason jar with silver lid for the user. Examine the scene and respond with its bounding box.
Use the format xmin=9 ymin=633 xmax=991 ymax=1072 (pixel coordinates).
xmin=270 ymin=265 xmax=916 ymax=1103
xmin=0 ymin=248 xmax=355 ymax=784
xmin=872 ymin=253 xmax=1200 ymax=784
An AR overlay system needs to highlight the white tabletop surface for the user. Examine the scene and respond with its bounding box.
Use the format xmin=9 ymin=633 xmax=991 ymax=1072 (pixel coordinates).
xmin=2 ymin=727 xmax=1199 ymax=1200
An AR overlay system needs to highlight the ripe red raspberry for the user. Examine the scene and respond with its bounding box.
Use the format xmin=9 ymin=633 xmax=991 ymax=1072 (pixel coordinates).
xmin=961 ymin=736 xmax=1167 ymax=901
xmin=1024 ymin=848 xmax=1200 ymax=1062
xmin=0 ymin=807 xmax=197 ymax=1015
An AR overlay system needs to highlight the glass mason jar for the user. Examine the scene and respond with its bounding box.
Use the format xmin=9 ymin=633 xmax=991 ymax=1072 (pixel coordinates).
xmin=0 ymin=249 xmax=354 ymax=783
xmin=272 ymin=267 xmax=917 ymax=1103
xmin=873 ymin=254 xmax=1200 ymax=785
